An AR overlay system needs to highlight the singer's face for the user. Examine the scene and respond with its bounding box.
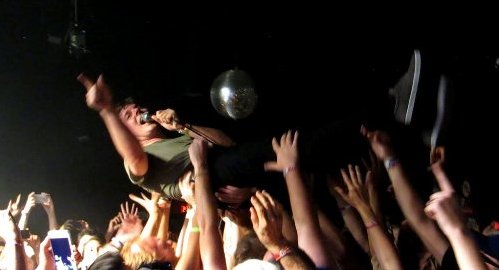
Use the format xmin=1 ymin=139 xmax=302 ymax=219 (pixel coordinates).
xmin=119 ymin=103 xmax=156 ymax=136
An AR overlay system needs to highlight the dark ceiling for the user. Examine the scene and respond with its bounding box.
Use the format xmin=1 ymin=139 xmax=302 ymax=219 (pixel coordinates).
xmin=1 ymin=1 xmax=499 ymax=232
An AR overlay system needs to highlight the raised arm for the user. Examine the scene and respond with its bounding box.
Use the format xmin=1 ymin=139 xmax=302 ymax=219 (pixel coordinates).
xmin=129 ymin=192 xmax=161 ymax=238
xmin=175 ymin=208 xmax=201 ymax=270
xmin=0 ymin=210 xmax=27 ymax=270
xmin=425 ymin=162 xmax=486 ymax=270
xmin=335 ymin=165 xmax=402 ymax=270
xmin=328 ymin=176 xmax=370 ymax=254
xmin=361 ymin=126 xmax=449 ymax=263
xmin=40 ymin=193 xmax=58 ymax=230
xmin=250 ymin=190 xmax=315 ymax=270
xmin=18 ymin=192 xmax=35 ymax=230
xmin=264 ymin=130 xmax=336 ymax=269
xmin=78 ymin=73 xmax=148 ymax=177
xmin=189 ymin=138 xmax=226 ymax=269
xmin=156 ymin=198 xmax=172 ymax=241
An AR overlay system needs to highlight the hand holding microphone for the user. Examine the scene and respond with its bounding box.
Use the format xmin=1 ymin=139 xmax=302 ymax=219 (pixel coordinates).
xmin=140 ymin=109 xmax=184 ymax=132
xmin=140 ymin=109 xmax=218 ymax=145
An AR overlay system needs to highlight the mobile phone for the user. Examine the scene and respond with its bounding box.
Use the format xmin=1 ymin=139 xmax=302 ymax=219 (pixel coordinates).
xmin=20 ymin=229 xmax=31 ymax=239
xmin=34 ymin=193 xmax=48 ymax=204
xmin=47 ymin=230 xmax=77 ymax=270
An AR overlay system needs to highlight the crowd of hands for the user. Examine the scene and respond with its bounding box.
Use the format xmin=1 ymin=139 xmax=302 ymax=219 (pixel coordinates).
xmin=0 ymin=125 xmax=494 ymax=270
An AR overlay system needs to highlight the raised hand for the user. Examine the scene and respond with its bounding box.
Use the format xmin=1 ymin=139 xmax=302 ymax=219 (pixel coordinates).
xmin=40 ymin=193 xmax=55 ymax=213
xmin=7 ymin=194 xmax=22 ymax=217
xmin=77 ymin=73 xmax=113 ymax=112
xmin=334 ymin=165 xmax=371 ymax=211
xmin=120 ymin=201 xmax=139 ymax=219
xmin=105 ymin=214 xmax=122 ymax=243
xmin=129 ymin=192 xmax=161 ymax=215
xmin=25 ymin=234 xmax=41 ymax=256
xmin=151 ymin=109 xmax=182 ymax=131
xmin=424 ymin=162 xmax=464 ymax=233
xmin=249 ymin=190 xmax=287 ymax=253
xmin=264 ymin=130 xmax=299 ymax=173
xmin=360 ymin=125 xmax=395 ymax=161
xmin=115 ymin=211 xmax=143 ymax=243
xmin=21 ymin=192 xmax=36 ymax=216
xmin=37 ymin=235 xmax=56 ymax=270
xmin=188 ymin=138 xmax=209 ymax=170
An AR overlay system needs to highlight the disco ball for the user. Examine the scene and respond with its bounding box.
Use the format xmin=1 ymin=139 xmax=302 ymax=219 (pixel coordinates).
xmin=210 ymin=69 xmax=258 ymax=119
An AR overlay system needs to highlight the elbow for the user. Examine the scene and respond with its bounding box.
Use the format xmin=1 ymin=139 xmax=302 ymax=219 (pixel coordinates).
xmin=126 ymin=155 xmax=148 ymax=176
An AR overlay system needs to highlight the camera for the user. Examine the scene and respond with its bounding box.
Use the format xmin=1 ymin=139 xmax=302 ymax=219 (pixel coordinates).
xmin=33 ymin=193 xmax=48 ymax=204
xmin=20 ymin=229 xmax=31 ymax=239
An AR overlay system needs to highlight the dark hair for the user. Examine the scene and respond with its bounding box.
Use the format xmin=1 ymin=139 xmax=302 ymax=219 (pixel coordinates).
xmin=60 ymin=219 xmax=88 ymax=245
xmin=114 ymin=97 xmax=136 ymax=113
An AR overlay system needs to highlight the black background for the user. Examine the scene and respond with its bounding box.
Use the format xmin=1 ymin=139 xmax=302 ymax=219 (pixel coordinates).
xmin=1 ymin=2 xmax=498 ymax=235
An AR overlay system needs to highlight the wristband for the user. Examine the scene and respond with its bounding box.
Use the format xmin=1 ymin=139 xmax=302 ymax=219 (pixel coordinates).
xmin=273 ymin=246 xmax=294 ymax=261
xmin=365 ymin=220 xmax=379 ymax=229
xmin=383 ymin=157 xmax=399 ymax=170
xmin=283 ymin=165 xmax=297 ymax=177
xmin=191 ymin=226 xmax=201 ymax=233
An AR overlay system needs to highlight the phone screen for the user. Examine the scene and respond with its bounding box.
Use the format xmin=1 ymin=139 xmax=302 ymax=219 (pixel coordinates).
xmin=34 ymin=193 xmax=48 ymax=204
xmin=48 ymin=230 xmax=77 ymax=270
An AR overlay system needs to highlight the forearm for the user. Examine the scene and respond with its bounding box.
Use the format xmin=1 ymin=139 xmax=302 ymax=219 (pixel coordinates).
xmin=157 ymin=207 xmax=171 ymax=241
xmin=175 ymin=213 xmax=190 ymax=257
xmin=100 ymin=108 xmax=148 ymax=175
xmin=445 ymin=227 xmax=487 ymax=270
xmin=357 ymin=206 xmax=402 ymax=270
xmin=387 ymin=165 xmax=448 ymax=261
xmin=140 ymin=212 xmax=160 ymax=238
xmin=18 ymin=212 xmax=29 ymax=230
xmin=282 ymin=209 xmax=298 ymax=245
xmin=268 ymin=242 xmax=315 ymax=270
xmin=4 ymin=234 xmax=28 ymax=270
xmin=176 ymin=211 xmax=201 ymax=270
xmin=369 ymin=192 xmax=384 ymax=227
xmin=285 ymin=170 xmax=332 ymax=268
xmin=194 ymin=168 xmax=226 ymax=269
xmin=340 ymin=206 xmax=369 ymax=253
xmin=317 ymin=209 xmax=346 ymax=261
xmin=188 ymin=125 xmax=235 ymax=147
xmin=45 ymin=208 xmax=58 ymax=231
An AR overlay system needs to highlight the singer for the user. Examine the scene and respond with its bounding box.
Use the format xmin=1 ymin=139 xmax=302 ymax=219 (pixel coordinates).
xmin=78 ymin=73 xmax=277 ymax=204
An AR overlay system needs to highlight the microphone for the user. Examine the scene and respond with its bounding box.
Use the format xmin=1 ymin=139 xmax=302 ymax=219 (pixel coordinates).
xmin=140 ymin=111 xmax=218 ymax=145
xmin=139 ymin=112 xmax=181 ymax=126
xmin=139 ymin=112 xmax=153 ymax=124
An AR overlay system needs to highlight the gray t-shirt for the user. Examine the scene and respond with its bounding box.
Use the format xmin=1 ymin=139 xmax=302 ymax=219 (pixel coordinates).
xmin=125 ymin=135 xmax=192 ymax=200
